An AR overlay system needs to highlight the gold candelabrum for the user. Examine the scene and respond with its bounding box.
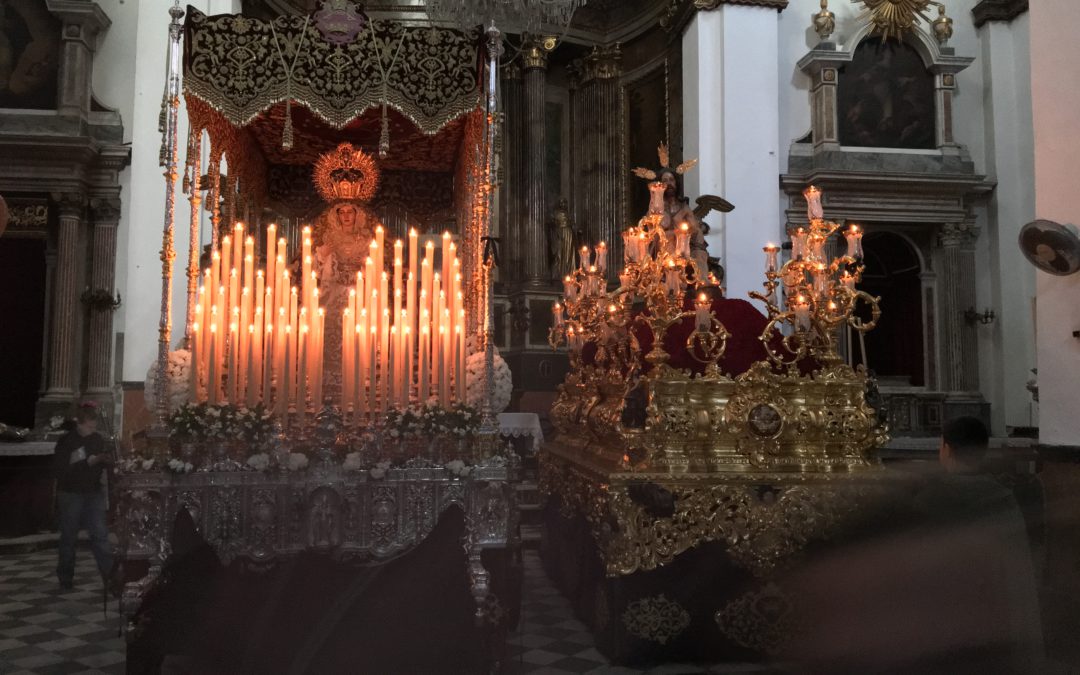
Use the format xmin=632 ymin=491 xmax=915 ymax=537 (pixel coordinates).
xmin=544 ymin=184 xmax=887 ymax=475
xmin=749 ymin=185 xmax=881 ymax=371
xmin=549 ymin=181 xmax=730 ymax=377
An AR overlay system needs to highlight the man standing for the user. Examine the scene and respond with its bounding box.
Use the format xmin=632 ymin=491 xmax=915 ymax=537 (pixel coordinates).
xmin=52 ymin=403 xmax=113 ymax=591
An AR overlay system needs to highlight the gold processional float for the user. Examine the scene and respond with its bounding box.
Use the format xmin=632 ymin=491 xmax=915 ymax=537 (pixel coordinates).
xmin=540 ymin=154 xmax=898 ymax=633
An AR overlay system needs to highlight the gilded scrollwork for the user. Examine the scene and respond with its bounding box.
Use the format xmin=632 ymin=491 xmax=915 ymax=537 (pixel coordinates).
xmin=621 ymin=594 xmax=691 ymax=645
xmin=714 ymin=583 xmax=797 ymax=653
xmin=185 ymin=9 xmax=480 ymax=133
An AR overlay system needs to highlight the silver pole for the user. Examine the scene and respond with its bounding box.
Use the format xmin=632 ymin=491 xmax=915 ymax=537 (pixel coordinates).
xmin=154 ymin=1 xmax=185 ymax=426
xmin=480 ymin=22 xmax=503 ymax=435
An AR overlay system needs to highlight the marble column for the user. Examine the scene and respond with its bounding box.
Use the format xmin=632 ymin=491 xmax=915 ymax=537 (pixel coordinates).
xmin=579 ymin=45 xmax=622 ymax=279
xmin=44 ymin=192 xmax=86 ymax=400
xmin=500 ymin=62 xmax=524 ymax=283
xmin=86 ymin=197 xmax=121 ymax=393
xmin=522 ymin=36 xmax=550 ymax=287
xmin=936 ymin=222 xmax=980 ymax=393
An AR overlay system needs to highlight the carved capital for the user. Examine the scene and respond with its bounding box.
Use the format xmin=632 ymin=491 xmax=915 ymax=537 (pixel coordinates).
xmin=582 ymin=44 xmax=622 ymax=82
xmin=938 ymin=222 xmax=979 ymax=248
xmin=972 ymin=0 xmax=1028 ymax=28
xmin=521 ymin=34 xmax=555 ymax=71
xmin=50 ymin=191 xmax=86 ymax=219
xmin=694 ymin=0 xmax=789 ymax=10
xmin=90 ymin=196 xmax=122 ymax=225
xmin=501 ymin=61 xmax=523 ymax=81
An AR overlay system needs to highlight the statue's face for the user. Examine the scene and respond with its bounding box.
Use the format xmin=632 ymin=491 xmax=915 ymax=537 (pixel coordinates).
xmin=336 ymin=204 xmax=358 ymax=229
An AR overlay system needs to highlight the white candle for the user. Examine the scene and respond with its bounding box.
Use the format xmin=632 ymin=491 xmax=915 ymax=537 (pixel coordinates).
xmin=764 ymin=243 xmax=780 ymax=274
xmin=595 ymin=241 xmax=608 ymax=274
xmin=694 ymin=293 xmax=711 ymax=332
xmin=845 ymin=224 xmax=863 ymax=259
xmin=793 ymin=295 xmax=812 ymax=332
xmin=804 ymin=185 xmax=824 ymax=221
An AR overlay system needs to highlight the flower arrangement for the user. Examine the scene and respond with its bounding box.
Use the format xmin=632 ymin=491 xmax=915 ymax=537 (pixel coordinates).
xmin=286 ymin=452 xmax=309 ymax=471
xmin=383 ymin=403 xmax=481 ymax=439
xmin=118 ymin=457 xmax=156 ymax=473
xmin=144 ymin=349 xmax=193 ymax=414
xmin=465 ymin=348 xmax=513 ymax=413
xmin=165 ymin=458 xmax=195 ymax=474
xmin=343 ymin=452 xmax=364 ymax=471
xmin=445 ymin=459 xmax=472 ymax=478
xmin=166 ymin=402 xmax=275 ymax=443
xmin=246 ymin=453 xmax=271 ymax=472
xmin=369 ymin=459 xmax=391 ymax=479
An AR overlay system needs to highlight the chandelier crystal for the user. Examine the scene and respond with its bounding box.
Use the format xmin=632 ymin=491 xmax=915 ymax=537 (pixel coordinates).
xmin=424 ymin=0 xmax=588 ymax=33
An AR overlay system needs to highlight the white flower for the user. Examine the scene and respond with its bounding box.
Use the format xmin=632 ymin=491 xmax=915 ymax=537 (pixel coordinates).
xmin=142 ymin=459 xmax=156 ymax=471
xmin=445 ymin=459 xmax=472 ymax=477
xmin=343 ymin=452 xmax=364 ymax=471
xmin=369 ymin=459 xmax=391 ymax=480
xmin=287 ymin=453 xmax=309 ymax=471
xmin=247 ymin=453 xmax=271 ymax=471
xmin=465 ymin=348 xmax=513 ymax=413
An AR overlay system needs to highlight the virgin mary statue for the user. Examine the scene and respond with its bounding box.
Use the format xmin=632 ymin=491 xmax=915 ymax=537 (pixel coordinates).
xmin=311 ymin=143 xmax=384 ymax=399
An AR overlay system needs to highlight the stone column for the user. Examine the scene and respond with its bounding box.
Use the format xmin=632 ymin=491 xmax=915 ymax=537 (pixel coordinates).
xmin=522 ymin=35 xmax=550 ymax=287
xmin=86 ymin=197 xmax=121 ymax=394
xmin=51 ymin=3 xmax=110 ymax=116
xmin=44 ymin=192 xmax=86 ymax=400
xmin=500 ymin=62 xmax=524 ymax=284
xmin=580 ymin=45 xmax=622 ymax=278
xmin=936 ymin=222 xmax=980 ymax=393
xmin=796 ymin=49 xmax=846 ymax=151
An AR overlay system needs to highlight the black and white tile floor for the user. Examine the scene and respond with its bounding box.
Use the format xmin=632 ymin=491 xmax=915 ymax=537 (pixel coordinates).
xmin=0 ymin=546 xmax=765 ymax=674
xmin=0 ymin=549 xmax=125 ymax=675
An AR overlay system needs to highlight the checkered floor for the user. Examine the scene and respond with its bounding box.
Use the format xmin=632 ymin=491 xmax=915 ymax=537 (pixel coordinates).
xmin=0 ymin=546 xmax=765 ymax=675
xmin=0 ymin=548 xmax=125 ymax=675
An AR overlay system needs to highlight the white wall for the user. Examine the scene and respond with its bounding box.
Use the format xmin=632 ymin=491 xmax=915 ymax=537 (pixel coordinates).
xmin=1030 ymin=0 xmax=1080 ymax=447
xmin=93 ymin=0 xmax=240 ymax=385
xmin=683 ymin=6 xmax=782 ymax=303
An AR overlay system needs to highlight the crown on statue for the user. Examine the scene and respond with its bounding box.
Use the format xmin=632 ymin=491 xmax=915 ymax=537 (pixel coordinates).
xmin=313 ymin=142 xmax=381 ymax=204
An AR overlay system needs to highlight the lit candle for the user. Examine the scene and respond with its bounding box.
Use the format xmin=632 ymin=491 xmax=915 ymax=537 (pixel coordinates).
xmin=664 ymin=260 xmax=681 ymax=295
xmin=845 ymin=224 xmax=863 ymax=259
xmin=342 ymin=307 xmax=353 ymax=414
xmin=552 ymin=302 xmax=564 ymax=328
xmin=375 ymin=224 xmax=385 ymax=258
xmin=694 ymin=293 xmax=712 ymax=332
xmin=579 ymin=245 xmax=591 ymax=271
xmin=636 ymin=230 xmax=648 ymax=262
xmin=207 ymin=323 xmax=218 ymax=405
xmin=812 ymin=263 xmax=828 ymax=298
xmin=228 ymin=313 xmax=238 ymax=404
xmin=252 ymin=306 xmax=264 ymax=403
xmin=764 ymin=243 xmax=780 ymax=274
xmin=791 ymin=227 xmax=808 ymax=260
xmin=792 ymin=294 xmax=812 ymax=332
xmin=246 ymin=324 xmax=257 ymax=407
xmin=676 ymin=223 xmax=690 ymax=258
xmin=266 ymin=224 xmax=277 ymax=293
xmin=282 ymin=325 xmax=292 ymax=414
xmin=441 ymin=231 xmax=452 ymax=295
xmin=563 ymin=275 xmax=576 ymax=303
xmin=419 ymin=319 xmax=430 ymax=404
xmin=619 ymin=270 xmax=632 ymax=292
xmin=232 ymin=222 xmax=244 ymax=273
xmin=840 ymin=270 xmax=856 ymax=290
xmin=210 ymin=249 xmax=221 ymax=309
xmin=804 ymin=185 xmax=824 ymax=221
xmin=315 ymin=307 xmax=325 ymax=410
xmin=190 ymin=322 xmax=200 ymax=402
xmin=595 ymin=241 xmax=608 ymax=274
xmin=623 ymin=229 xmax=637 ymax=263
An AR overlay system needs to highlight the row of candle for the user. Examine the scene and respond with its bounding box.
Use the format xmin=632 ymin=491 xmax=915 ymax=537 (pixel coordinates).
xmin=189 ymin=222 xmax=325 ymax=417
xmin=339 ymin=229 xmax=468 ymax=419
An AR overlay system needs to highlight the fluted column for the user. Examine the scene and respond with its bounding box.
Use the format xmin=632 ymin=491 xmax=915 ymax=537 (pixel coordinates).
xmin=86 ymin=197 xmax=121 ymax=393
xmin=936 ymin=222 xmax=980 ymax=392
xmin=583 ymin=45 xmax=622 ymax=279
xmin=522 ymin=36 xmax=550 ymax=287
xmin=500 ymin=62 xmax=524 ymax=283
xmin=44 ymin=192 xmax=85 ymax=398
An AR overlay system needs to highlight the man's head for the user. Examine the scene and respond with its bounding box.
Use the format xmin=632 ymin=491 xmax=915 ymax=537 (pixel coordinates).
xmin=74 ymin=403 xmax=98 ymax=437
xmin=939 ymin=416 xmax=989 ymax=472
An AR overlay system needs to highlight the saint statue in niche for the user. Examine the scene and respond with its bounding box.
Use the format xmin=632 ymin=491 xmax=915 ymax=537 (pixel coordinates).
xmin=311 ymin=143 xmax=385 ymax=398
xmin=550 ymin=197 xmax=578 ymax=280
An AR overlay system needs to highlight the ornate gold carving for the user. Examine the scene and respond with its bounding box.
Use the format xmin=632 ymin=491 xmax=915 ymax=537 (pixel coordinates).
xmin=854 ymin=0 xmax=942 ymax=42
xmin=813 ymin=0 xmax=836 ymax=41
xmin=582 ymin=44 xmax=621 ymax=82
xmin=313 ymin=142 xmax=381 ymax=204
xmin=520 ymin=35 xmax=554 ymax=71
xmin=184 ymin=9 xmax=480 ymax=133
xmin=6 ymin=201 xmax=48 ymax=232
xmin=695 ymin=0 xmax=790 ymax=9
xmin=715 ymin=583 xmax=797 ymax=653
xmin=621 ymin=594 xmax=690 ymax=645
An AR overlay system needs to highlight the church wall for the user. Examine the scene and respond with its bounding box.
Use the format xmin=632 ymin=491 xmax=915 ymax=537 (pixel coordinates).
xmin=976 ymin=13 xmax=1037 ymax=434
xmin=1030 ymin=0 xmax=1080 ymax=447
xmin=92 ymin=0 xmax=240 ymax=393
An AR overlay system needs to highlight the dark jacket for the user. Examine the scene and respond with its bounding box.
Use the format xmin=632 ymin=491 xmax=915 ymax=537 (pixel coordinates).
xmin=53 ymin=431 xmax=108 ymax=494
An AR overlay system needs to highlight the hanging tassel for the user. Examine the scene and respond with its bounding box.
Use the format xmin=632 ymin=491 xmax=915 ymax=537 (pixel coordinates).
xmin=282 ymin=99 xmax=294 ymax=151
xmin=378 ymin=106 xmax=390 ymax=159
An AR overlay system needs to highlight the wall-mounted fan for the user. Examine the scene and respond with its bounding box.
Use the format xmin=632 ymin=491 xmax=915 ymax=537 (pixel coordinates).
xmin=1019 ymin=219 xmax=1080 ymax=276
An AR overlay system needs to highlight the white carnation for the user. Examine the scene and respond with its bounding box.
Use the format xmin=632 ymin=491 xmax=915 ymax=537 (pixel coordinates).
xmin=144 ymin=349 xmax=193 ymax=414
xmin=247 ymin=453 xmax=271 ymax=472
xmin=287 ymin=453 xmax=309 ymax=471
xmin=465 ymin=347 xmax=512 ymax=413
xmin=343 ymin=452 xmax=364 ymax=471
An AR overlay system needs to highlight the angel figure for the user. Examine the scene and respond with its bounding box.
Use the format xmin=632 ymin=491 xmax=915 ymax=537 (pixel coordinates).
xmin=632 ymin=143 xmax=733 ymax=275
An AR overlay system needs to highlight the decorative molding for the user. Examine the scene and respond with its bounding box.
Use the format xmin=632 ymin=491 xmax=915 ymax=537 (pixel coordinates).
xmin=972 ymin=0 xmax=1028 ymax=28
xmin=89 ymin=196 xmax=122 ymax=224
xmin=6 ymin=201 xmax=49 ymax=232
xmin=520 ymin=35 xmax=554 ymax=71
xmin=694 ymin=0 xmax=788 ymax=10
xmin=582 ymin=44 xmax=622 ymax=82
